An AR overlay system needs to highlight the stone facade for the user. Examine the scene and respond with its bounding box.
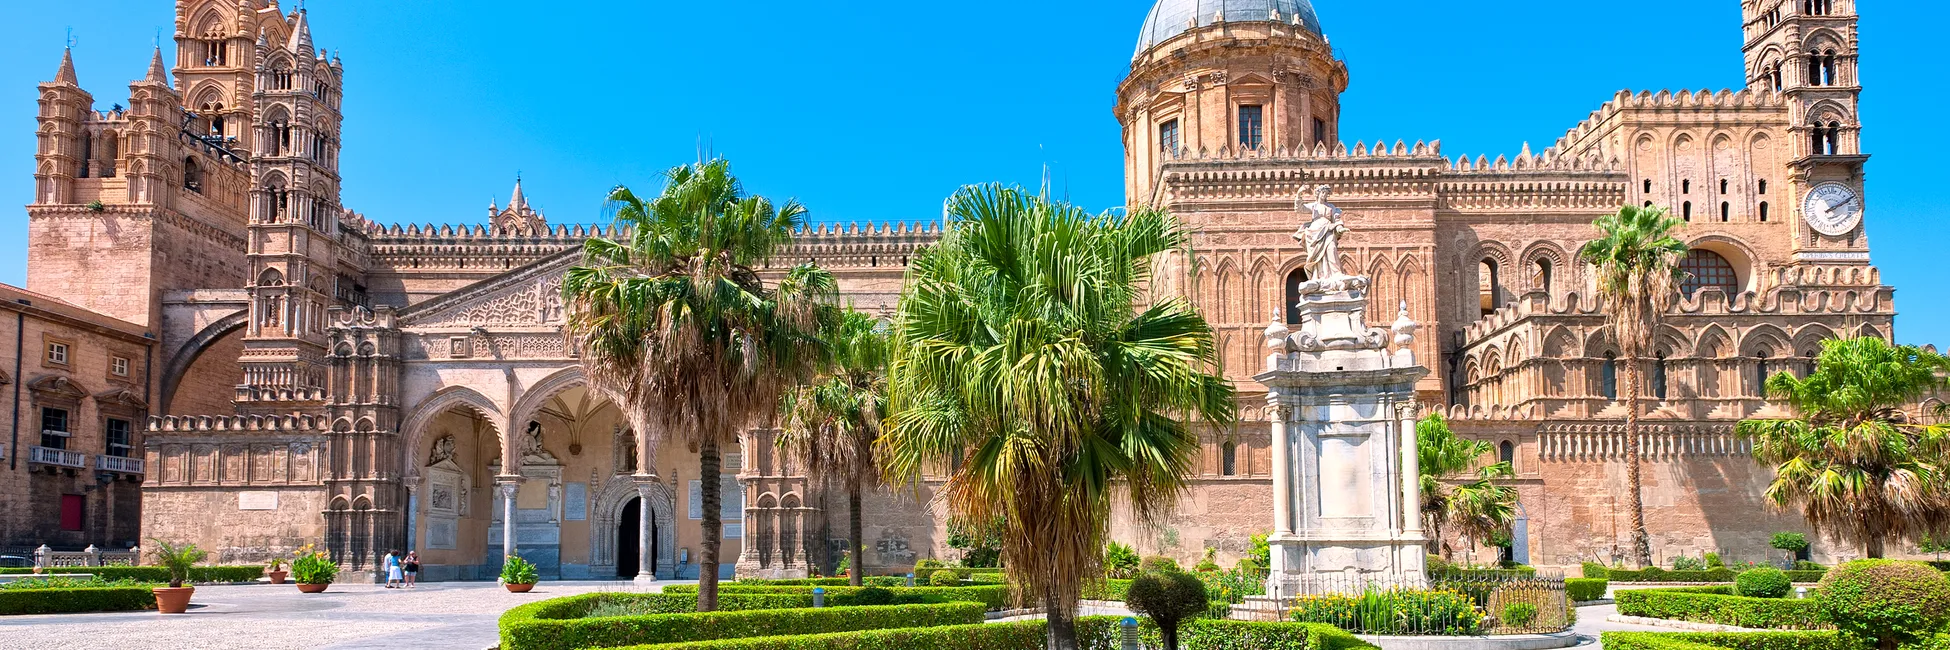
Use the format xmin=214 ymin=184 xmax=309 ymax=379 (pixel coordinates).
xmin=7 ymin=0 xmax=1917 ymax=577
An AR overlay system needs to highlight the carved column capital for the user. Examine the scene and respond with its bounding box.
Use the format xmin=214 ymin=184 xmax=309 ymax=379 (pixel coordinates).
xmin=496 ymin=480 xmax=520 ymax=500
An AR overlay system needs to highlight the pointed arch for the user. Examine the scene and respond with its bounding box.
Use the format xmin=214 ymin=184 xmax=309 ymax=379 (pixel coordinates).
xmin=400 ymin=386 xmax=508 ymax=481
xmin=1697 ymin=325 xmax=1734 ymax=359
xmin=1741 ymin=324 xmax=1790 ymax=358
xmin=1211 ymin=257 xmax=1240 ymax=324
xmin=1542 ymin=326 xmax=1579 ymax=358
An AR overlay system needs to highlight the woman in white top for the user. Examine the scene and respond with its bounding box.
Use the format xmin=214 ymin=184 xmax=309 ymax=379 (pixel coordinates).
xmin=384 ymin=550 xmax=403 ymax=588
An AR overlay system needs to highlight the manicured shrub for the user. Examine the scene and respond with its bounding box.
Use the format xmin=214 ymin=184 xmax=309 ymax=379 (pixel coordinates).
xmin=1614 ymin=587 xmax=1826 ymax=629
xmin=1141 ymin=556 xmax=1182 ymax=575
xmin=1502 ymin=601 xmax=1539 ymax=627
xmin=1289 ymin=587 xmax=1484 ymax=635
xmin=1582 ymin=562 xmax=1611 ymax=579
xmin=608 ymin=617 xmax=1379 ymax=650
xmin=499 ymin=594 xmax=984 ymax=650
xmin=1817 ymin=559 xmax=1950 ymax=650
xmin=1567 ymin=578 xmax=1610 ymax=602
xmin=1126 ymin=571 xmax=1208 ymax=650
xmin=1795 ymin=561 xmax=1826 ymax=571
xmin=1735 ymin=567 xmax=1792 ymax=599
xmin=1770 ymin=533 xmax=1810 ymax=555
xmin=927 ymin=570 xmax=958 ymax=587
xmin=851 ymin=587 xmax=894 ymax=607
xmin=666 ymin=584 xmax=1014 ymax=611
xmin=914 ymin=559 xmax=945 ymax=572
xmin=0 ymin=565 xmax=266 ymax=584
xmin=0 ymin=585 xmax=156 ymax=615
xmin=1605 ymin=567 xmax=1740 ymax=583
xmin=1675 ymin=556 xmax=1707 ymax=571
xmin=1785 ymin=570 xmax=1826 ymax=583
xmin=1705 ymin=553 xmax=1725 ymax=569
xmin=1601 ymin=630 xmax=1857 ymax=650
xmin=1083 ymin=579 xmax=1133 ymax=601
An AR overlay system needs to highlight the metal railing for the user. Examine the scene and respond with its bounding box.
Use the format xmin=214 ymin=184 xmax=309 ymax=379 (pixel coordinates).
xmin=29 ymin=446 xmax=87 ymax=469
xmin=1254 ymin=572 xmax=1573 ymax=636
xmin=95 ymin=455 xmax=145 ymax=474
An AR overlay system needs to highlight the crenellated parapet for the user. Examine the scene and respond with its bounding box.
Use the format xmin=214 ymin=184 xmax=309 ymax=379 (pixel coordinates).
xmin=147 ymin=413 xmax=330 ymax=433
xmin=1554 ymin=88 xmax=1790 ymax=153
xmin=774 ymin=221 xmax=941 ymax=269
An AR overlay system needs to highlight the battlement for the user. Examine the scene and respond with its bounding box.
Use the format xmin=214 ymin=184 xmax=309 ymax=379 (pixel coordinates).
xmin=1555 ymin=89 xmax=1788 ymax=152
xmin=147 ymin=413 xmax=329 ymax=433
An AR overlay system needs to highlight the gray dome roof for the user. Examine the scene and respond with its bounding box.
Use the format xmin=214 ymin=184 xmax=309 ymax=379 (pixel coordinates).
xmin=1135 ymin=0 xmax=1324 ymax=57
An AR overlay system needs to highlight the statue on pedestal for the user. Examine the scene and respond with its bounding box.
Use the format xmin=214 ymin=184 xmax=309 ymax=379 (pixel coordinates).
xmin=1294 ymin=185 xmax=1349 ymax=281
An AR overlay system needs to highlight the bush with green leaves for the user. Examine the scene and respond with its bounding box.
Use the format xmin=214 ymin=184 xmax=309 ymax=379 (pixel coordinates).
xmin=148 ymin=539 xmax=209 ymax=589
xmin=1126 ymin=571 xmax=1209 ymax=650
xmin=0 ymin=565 xmax=264 ymax=584
xmin=1735 ymin=567 xmax=1793 ymax=599
xmin=500 ymin=594 xmax=986 ymax=650
xmin=1501 ymin=601 xmax=1539 ymax=627
xmin=927 ymin=569 xmax=958 ymax=587
xmin=1705 ymin=553 xmax=1725 ymax=569
xmin=1601 ymin=630 xmax=1858 ymax=650
xmin=1674 ymin=556 xmax=1707 ymax=571
xmin=666 ymin=584 xmax=1015 ymax=612
xmin=291 ymin=546 xmax=338 ymax=585
xmin=914 ymin=559 xmax=944 ymax=572
xmin=851 ymin=587 xmax=895 ymax=606
xmin=1566 ymin=578 xmax=1609 ymax=602
xmin=502 ymin=555 xmax=540 ymax=585
xmin=1817 ymin=559 xmax=1950 ymax=650
xmin=1770 ymin=533 xmax=1811 ymax=555
xmin=1582 ymin=562 xmax=1611 ymax=579
xmin=1141 ymin=556 xmax=1183 ymax=575
xmin=1605 ymin=567 xmax=1738 ymax=583
xmin=1795 ymin=561 xmax=1826 ymax=571
xmin=0 ymin=585 xmax=157 ymax=615
xmin=1614 ymin=586 xmax=1826 ymax=629
xmin=1288 ymin=587 xmax=1484 ymax=635
xmin=601 ymin=617 xmax=1379 ymax=650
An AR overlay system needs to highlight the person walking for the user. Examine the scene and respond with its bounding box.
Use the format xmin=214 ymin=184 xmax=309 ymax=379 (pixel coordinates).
xmin=383 ymin=550 xmax=403 ymax=589
xmin=403 ymin=551 xmax=420 ymax=588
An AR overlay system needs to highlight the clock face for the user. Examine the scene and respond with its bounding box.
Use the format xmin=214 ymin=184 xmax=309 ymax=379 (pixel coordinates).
xmin=1802 ymin=182 xmax=1862 ymax=237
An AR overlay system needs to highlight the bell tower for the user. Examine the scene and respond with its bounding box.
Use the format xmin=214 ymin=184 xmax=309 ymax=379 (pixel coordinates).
xmin=1742 ymin=0 xmax=1868 ymax=265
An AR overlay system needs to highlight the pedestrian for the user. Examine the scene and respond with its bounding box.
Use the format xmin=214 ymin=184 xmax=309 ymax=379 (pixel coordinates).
xmin=403 ymin=551 xmax=420 ymax=588
xmin=384 ymin=549 xmax=402 ymax=588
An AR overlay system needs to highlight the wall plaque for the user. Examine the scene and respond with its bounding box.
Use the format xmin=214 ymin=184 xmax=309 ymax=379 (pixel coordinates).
xmin=238 ymin=491 xmax=279 ymax=511
xmin=565 ymin=482 xmax=587 ymax=521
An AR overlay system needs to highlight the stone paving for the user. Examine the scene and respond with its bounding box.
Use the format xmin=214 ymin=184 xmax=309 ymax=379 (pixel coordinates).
xmin=0 ymin=580 xmax=685 ymax=650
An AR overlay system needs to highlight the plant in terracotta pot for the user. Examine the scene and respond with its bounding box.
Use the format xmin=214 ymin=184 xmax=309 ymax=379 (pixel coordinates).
xmin=150 ymin=539 xmax=207 ymax=614
xmin=291 ymin=545 xmax=338 ymax=593
xmin=501 ymin=554 xmax=539 ymax=593
xmin=265 ymin=557 xmax=288 ymax=584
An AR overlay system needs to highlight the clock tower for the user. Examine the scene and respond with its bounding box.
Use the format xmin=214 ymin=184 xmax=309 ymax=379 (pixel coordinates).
xmin=1743 ymin=0 xmax=1869 ymax=265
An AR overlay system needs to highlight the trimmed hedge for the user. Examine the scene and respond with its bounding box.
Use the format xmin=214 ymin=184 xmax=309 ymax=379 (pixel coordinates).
xmin=0 ymin=565 xmax=267 ymax=584
xmin=499 ymin=593 xmax=983 ymax=650
xmin=1607 ymin=567 xmax=1740 ymax=583
xmin=612 ymin=617 xmax=1378 ymax=650
xmin=665 ymin=584 xmax=1013 ymax=611
xmin=0 ymin=585 xmax=157 ymax=615
xmin=1566 ymin=578 xmax=1609 ymax=602
xmin=1599 ymin=631 xmax=1859 ymax=650
xmin=1614 ymin=587 xmax=1827 ymax=630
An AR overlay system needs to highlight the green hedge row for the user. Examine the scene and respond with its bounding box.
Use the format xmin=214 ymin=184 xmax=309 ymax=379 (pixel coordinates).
xmin=0 ymin=566 xmax=266 ymax=584
xmin=499 ymin=593 xmax=984 ymax=650
xmin=1082 ymin=579 xmax=1132 ymax=601
xmin=1567 ymin=578 xmax=1609 ymax=602
xmin=1578 ymin=565 xmax=1827 ymax=584
xmin=1600 ymin=631 xmax=1858 ymax=650
xmin=1614 ymin=587 xmax=1827 ymax=630
xmin=612 ymin=616 xmax=1377 ymax=650
xmin=0 ymin=586 xmax=156 ymax=615
xmin=666 ymin=584 xmax=1014 ymax=611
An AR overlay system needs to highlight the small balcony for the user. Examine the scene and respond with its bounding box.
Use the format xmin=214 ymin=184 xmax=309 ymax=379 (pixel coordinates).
xmin=29 ymin=447 xmax=87 ymax=469
xmin=96 ymin=455 xmax=144 ymax=475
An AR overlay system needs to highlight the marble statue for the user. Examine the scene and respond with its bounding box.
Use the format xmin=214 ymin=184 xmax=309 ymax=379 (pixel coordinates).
xmin=1293 ymin=185 xmax=1349 ymax=281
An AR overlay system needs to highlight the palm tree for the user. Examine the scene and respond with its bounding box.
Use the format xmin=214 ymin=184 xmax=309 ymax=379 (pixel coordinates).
xmin=1417 ymin=413 xmax=1519 ymax=561
xmin=563 ymin=159 xmax=835 ymax=611
xmin=1737 ymin=337 xmax=1950 ymax=558
xmin=1578 ymin=205 xmax=1687 ymax=567
xmin=778 ymin=308 xmax=888 ymax=587
xmin=879 ymin=185 xmax=1235 ymax=650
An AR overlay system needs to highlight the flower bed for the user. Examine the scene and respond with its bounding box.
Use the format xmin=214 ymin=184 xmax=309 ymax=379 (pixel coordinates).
xmin=609 ymin=617 xmax=1377 ymax=650
xmin=0 ymin=565 xmax=266 ymax=584
xmin=1614 ymin=586 xmax=1827 ymax=630
xmin=1288 ymin=587 xmax=1486 ymax=635
xmin=0 ymin=577 xmax=159 ymax=615
xmin=499 ymin=593 xmax=984 ymax=650
xmin=1599 ymin=630 xmax=1857 ymax=650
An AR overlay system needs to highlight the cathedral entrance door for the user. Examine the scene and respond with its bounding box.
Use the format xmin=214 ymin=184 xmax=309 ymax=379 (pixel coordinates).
xmin=618 ymin=497 xmax=639 ymax=578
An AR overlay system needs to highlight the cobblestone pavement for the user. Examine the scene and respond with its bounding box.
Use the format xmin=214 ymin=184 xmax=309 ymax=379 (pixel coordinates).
xmin=0 ymin=580 xmax=689 ymax=650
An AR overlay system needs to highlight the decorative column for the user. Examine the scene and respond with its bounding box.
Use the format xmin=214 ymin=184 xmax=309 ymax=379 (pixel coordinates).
xmin=1399 ymin=403 xmax=1423 ymax=538
xmin=1269 ymin=399 xmax=1294 ymax=537
xmin=635 ymin=482 xmax=656 ymax=584
xmin=404 ymin=479 xmax=420 ymax=552
xmin=497 ymin=479 xmax=520 ymax=569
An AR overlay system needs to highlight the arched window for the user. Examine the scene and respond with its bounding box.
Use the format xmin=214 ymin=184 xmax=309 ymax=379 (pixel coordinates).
xmin=1220 ymin=441 xmax=1238 ymax=477
xmin=1805 ymin=348 xmax=1821 ymax=377
xmin=1806 ymin=51 xmax=1822 ymax=85
xmin=1759 ymin=202 xmax=1770 ymax=222
xmin=183 ymin=157 xmax=202 ymax=193
xmin=1758 ymin=179 xmax=1768 ymax=194
xmin=1479 ymin=259 xmax=1501 ymax=316
xmin=1601 ymin=353 xmax=1619 ymax=400
xmin=271 ymin=64 xmax=293 ymax=90
xmin=1682 ymin=201 xmax=1693 ymax=221
xmin=1721 ymin=202 xmax=1731 ymax=222
xmin=1720 ymin=179 xmax=1730 ymax=194
xmin=1682 ymin=180 xmax=1692 ymax=195
xmin=1533 ymin=259 xmax=1553 ymax=296
xmin=1755 ymin=351 xmax=1772 ymax=397
xmin=1822 ymin=51 xmax=1839 ymax=86
xmin=77 ymin=130 xmax=91 ymax=178
xmin=1498 ymin=440 xmax=1515 ymax=466
xmin=1159 ymin=119 xmax=1180 ymax=156
xmin=1284 ymin=268 xmax=1311 ymax=325
xmin=1643 ymin=179 xmax=1653 ymax=194
xmin=1653 ymin=353 xmax=1670 ymax=400
xmin=1680 ymin=249 xmax=1740 ymax=296
xmin=1825 ymin=122 xmax=1842 ymax=155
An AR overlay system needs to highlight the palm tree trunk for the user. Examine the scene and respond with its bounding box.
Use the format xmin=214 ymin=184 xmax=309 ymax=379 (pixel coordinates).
xmin=1044 ymin=586 xmax=1077 ymax=650
xmin=1625 ymin=357 xmax=1653 ymax=567
xmin=698 ymin=436 xmax=723 ymax=612
xmin=848 ymin=485 xmax=865 ymax=587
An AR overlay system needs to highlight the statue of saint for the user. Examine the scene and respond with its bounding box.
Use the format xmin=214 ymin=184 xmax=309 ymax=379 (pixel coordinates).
xmin=1293 ymin=185 xmax=1349 ymax=281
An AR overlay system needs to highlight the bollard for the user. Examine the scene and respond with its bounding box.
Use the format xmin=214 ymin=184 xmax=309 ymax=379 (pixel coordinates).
xmin=906 ymin=572 xmax=915 ymax=588
xmin=813 ymin=587 xmax=826 ymax=608
xmin=1796 ymin=586 xmax=1808 ymax=600
xmin=1121 ymin=616 xmax=1140 ymax=650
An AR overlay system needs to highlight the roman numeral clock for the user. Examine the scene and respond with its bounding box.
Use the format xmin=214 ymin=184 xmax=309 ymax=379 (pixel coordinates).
xmin=1802 ymin=182 xmax=1863 ymax=237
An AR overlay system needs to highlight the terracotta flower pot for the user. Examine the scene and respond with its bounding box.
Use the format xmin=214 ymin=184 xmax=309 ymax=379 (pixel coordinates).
xmin=153 ymin=586 xmax=194 ymax=614
xmin=505 ymin=583 xmax=535 ymax=593
xmin=266 ymin=570 xmax=288 ymax=585
xmin=296 ymin=583 xmax=330 ymax=593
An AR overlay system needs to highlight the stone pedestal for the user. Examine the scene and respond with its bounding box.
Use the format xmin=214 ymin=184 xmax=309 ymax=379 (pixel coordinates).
xmin=1255 ymin=279 xmax=1428 ymax=597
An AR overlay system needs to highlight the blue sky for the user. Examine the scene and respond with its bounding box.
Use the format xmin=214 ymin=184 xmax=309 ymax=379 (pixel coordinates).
xmin=2 ymin=1 xmax=1945 ymax=344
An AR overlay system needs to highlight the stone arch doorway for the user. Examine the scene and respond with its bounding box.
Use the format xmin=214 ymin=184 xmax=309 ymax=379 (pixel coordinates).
xmin=616 ymin=497 xmax=660 ymax=579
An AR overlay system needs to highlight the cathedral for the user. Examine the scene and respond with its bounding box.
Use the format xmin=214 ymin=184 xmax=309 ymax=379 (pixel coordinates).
xmin=4 ymin=0 xmax=1901 ymax=580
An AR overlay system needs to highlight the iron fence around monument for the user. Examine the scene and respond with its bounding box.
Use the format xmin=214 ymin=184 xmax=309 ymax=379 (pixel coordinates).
xmin=1262 ymin=572 xmax=1572 ymax=636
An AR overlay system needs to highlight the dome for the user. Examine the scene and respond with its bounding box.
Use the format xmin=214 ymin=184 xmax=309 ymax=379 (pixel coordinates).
xmin=1134 ymin=0 xmax=1324 ymax=57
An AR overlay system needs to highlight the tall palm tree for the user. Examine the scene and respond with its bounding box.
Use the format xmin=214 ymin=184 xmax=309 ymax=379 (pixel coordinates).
xmin=563 ymin=159 xmax=835 ymax=611
xmin=1417 ymin=413 xmax=1519 ymax=561
xmin=1578 ymin=205 xmax=1687 ymax=567
xmin=1737 ymin=337 xmax=1950 ymax=558
xmin=879 ymin=185 xmax=1235 ymax=650
xmin=778 ymin=308 xmax=888 ymax=587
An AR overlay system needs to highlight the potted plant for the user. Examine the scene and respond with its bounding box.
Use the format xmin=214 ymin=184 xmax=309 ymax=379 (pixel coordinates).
xmin=291 ymin=545 xmax=338 ymax=593
xmin=501 ymin=554 xmax=539 ymax=593
xmin=150 ymin=539 xmax=207 ymax=614
xmin=265 ymin=557 xmax=288 ymax=584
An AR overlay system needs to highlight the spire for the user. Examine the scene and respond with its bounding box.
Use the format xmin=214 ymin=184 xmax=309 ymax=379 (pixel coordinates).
xmin=509 ymin=176 xmax=527 ymax=211
xmin=143 ymin=47 xmax=168 ymax=84
xmin=54 ymin=48 xmax=78 ymax=85
xmin=287 ymin=9 xmax=313 ymax=56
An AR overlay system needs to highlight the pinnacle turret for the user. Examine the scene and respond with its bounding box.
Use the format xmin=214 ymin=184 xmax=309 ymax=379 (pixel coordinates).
xmin=288 ymin=10 xmax=314 ymax=56
xmin=143 ymin=47 xmax=168 ymax=84
xmin=54 ymin=48 xmax=78 ymax=85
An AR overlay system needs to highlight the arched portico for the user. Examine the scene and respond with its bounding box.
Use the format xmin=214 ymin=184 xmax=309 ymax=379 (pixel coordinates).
xmin=591 ymin=476 xmax=678 ymax=579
